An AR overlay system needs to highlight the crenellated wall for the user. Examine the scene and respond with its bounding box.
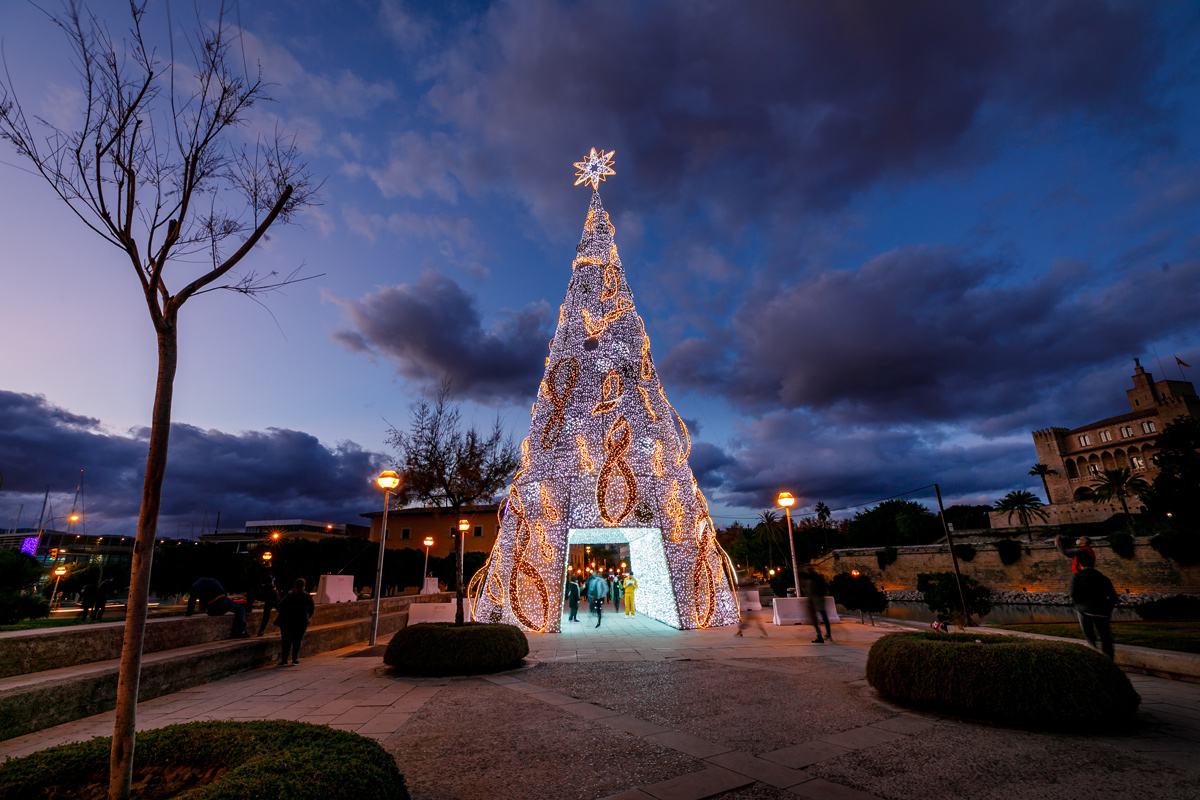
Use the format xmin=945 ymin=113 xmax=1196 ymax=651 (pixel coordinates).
xmin=812 ymin=539 xmax=1199 ymax=595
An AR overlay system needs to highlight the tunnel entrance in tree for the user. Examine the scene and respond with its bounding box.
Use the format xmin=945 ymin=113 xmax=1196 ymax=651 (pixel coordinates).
xmin=565 ymin=528 xmax=680 ymax=628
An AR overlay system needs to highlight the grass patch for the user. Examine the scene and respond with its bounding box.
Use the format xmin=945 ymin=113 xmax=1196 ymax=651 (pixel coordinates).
xmin=992 ymin=621 xmax=1200 ymax=655
xmin=866 ymin=631 xmax=1139 ymax=731
xmin=0 ymin=720 xmax=408 ymax=800
xmin=384 ymin=622 xmax=528 ymax=676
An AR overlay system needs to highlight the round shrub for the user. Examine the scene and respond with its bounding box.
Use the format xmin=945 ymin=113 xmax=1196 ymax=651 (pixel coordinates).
xmin=1106 ymin=532 xmax=1136 ymax=559
xmin=0 ymin=720 xmax=409 ymax=800
xmin=866 ymin=632 xmax=1139 ymax=730
xmin=953 ymin=543 xmax=976 ymax=562
xmin=875 ymin=546 xmax=898 ymax=571
xmin=384 ymin=622 xmax=529 ymax=676
xmin=994 ymin=538 xmax=1023 ymax=566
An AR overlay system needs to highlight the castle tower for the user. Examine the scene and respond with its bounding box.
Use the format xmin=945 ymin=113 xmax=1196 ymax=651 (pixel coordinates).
xmin=469 ymin=150 xmax=740 ymax=632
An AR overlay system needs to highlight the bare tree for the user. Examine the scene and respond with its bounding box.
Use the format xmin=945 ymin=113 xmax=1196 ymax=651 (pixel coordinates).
xmin=387 ymin=380 xmax=520 ymax=624
xmin=0 ymin=4 xmax=316 ymax=798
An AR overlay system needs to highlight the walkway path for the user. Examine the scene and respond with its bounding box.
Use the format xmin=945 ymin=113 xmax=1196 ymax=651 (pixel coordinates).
xmin=3 ymin=611 xmax=1199 ymax=800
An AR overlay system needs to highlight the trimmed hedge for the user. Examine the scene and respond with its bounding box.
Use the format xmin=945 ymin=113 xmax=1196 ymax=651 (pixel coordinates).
xmin=994 ymin=538 xmax=1023 ymax=566
xmin=384 ymin=622 xmax=529 ymax=676
xmin=1135 ymin=594 xmax=1200 ymax=620
xmin=0 ymin=720 xmax=409 ymax=800
xmin=866 ymin=632 xmax=1139 ymax=730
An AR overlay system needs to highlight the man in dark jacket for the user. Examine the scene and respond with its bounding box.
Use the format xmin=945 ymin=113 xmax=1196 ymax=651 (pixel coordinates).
xmin=92 ymin=579 xmax=114 ymax=622
xmin=251 ymin=573 xmax=280 ymax=636
xmin=802 ymin=567 xmax=832 ymax=643
xmin=186 ymin=577 xmax=248 ymax=638
xmin=565 ymin=576 xmax=580 ymax=623
xmin=1056 ymin=535 xmax=1097 ymax=574
xmin=78 ymin=583 xmax=97 ymax=623
xmin=1068 ymin=550 xmax=1118 ymax=660
xmin=274 ymin=578 xmax=316 ymax=666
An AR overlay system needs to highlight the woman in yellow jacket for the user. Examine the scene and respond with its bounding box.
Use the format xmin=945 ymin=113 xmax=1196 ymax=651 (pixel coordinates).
xmin=623 ymin=574 xmax=638 ymax=616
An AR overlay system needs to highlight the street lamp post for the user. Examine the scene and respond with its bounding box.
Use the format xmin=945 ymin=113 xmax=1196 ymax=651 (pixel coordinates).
xmin=50 ymin=566 xmax=67 ymax=609
xmin=372 ymin=470 xmax=401 ymax=645
xmin=35 ymin=514 xmax=79 ymax=561
xmin=777 ymin=492 xmax=801 ymax=599
xmin=422 ymin=536 xmax=434 ymax=579
xmin=457 ymin=519 xmax=470 ymax=620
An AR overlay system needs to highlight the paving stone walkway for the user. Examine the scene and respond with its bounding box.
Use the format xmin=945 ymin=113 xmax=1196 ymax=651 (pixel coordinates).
xmin=3 ymin=609 xmax=1199 ymax=800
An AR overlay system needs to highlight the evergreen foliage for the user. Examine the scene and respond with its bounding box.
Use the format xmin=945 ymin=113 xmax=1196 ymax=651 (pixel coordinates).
xmin=994 ymin=538 xmax=1023 ymax=565
xmin=384 ymin=622 xmax=529 ymax=676
xmin=875 ymin=545 xmax=899 ymax=571
xmin=848 ymin=500 xmax=941 ymax=548
xmin=1134 ymin=595 xmax=1200 ymax=620
xmin=1105 ymin=532 xmax=1136 ymax=559
xmin=1150 ymin=533 xmax=1200 ymax=566
xmin=916 ymin=571 xmax=991 ymax=623
xmin=830 ymin=572 xmax=888 ymax=623
xmin=953 ymin=543 xmax=976 ymax=562
xmin=0 ymin=552 xmax=48 ymax=625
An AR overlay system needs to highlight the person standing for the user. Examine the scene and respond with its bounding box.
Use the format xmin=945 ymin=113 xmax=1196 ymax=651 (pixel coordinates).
xmin=1069 ymin=551 xmax=1118 ymax=660
xmin=565 ymin=576 xmax=581 ymax=623
xmin=274 ymin=578 xmax=315 ymax=666
xmin=588 ymin=571 xmax=609 ymax=628
xmin=253 ymin=573 xmax=280 ymax=636
xmin=802 ymin=567 xmax=832 ymax=643
xmin=92 ymin=579 xmax=114 ymax=622
xmin=610 ymin=574 xmax=624 ymax=614
xmin=1056 ymin=535 xmax=1097 ymax=573
xmin=186 ymin=577 xmax=249 ymax=638
xmin=78 ymin=583 xmax=96 ymax=623
xmin=623 ymin=573 xmax=638 ymax=616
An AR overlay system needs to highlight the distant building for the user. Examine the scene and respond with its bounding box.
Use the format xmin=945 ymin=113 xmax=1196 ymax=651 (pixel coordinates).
xmin=199 ymin=518 xmax=367 ymax=550
xmin=360 ymin=504 xmax=502 ymax=557
xmin=992 ymin=361 xmax=1199 ymax=527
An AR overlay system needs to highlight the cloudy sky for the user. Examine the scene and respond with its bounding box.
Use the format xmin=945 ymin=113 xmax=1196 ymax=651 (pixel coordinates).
xmin=2 ymin=1 xmax=1199 ymax=536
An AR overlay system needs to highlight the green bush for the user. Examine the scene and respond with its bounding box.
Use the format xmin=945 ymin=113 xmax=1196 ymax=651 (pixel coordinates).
xmin=1106 ymin=532 xmax=1136 ymax=559
xmin=1149 ymin=532 xmax=1200 ymax=566
xmin=830 ymin=573 xmax=888 ymax=621
xmin=768 ymin=568 xmax=796 ymax=600
xmin=0 ymin=552 xmax=49 ymax=625
xmin=384 ymin=622 xmax=529 ymax=676
xmin=994 ymin=538 xmax=1022 ymax=566
xmin=953 ymin=543 xmax=976 ymax=562
xmin=866 ymin=632 xmax=1139 ymax=730
xmin=0 ymin=592 xmax=49 ymax=626
xmin=1135 ymin=594 xmax=1200 ymax=620
xmin=917 ymin=572 xmax=991 ymax=624
xmin=875 ymin=546 xmax=898 ymax=571
xmin=0 ymin=720 xmax=409 ymax=800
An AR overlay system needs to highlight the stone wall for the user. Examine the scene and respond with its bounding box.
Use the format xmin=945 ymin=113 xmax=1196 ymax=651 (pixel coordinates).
xmin=812 ymin=539 xmax=1199 ymax=595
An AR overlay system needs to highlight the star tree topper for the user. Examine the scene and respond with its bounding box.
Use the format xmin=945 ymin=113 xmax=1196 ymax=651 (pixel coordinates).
xmin=573 ymin=147 xmax=616 ymax=190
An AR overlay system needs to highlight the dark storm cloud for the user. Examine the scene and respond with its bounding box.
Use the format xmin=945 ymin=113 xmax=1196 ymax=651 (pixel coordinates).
xmin=0 ymin=391 xmax=385 ymax=534
xmin=387 ymin=0 xmax=1170 ymax=226
xmin=332 ymin=270 xmax=554 ymax=402
xmin=659 ymin=248 xmax=1200 ymax=432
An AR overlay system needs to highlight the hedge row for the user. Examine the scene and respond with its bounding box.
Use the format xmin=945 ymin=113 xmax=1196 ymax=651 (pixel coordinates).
xmin=866 ymin=632 xmax=1139 ymax=730
xmin=0 ymin=721 xmax=409 ymax=800
xmin=384 ymin=622 xmax=529 ymax=676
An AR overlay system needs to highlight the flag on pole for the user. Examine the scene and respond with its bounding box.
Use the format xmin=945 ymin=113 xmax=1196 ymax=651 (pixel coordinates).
xmin=1177 ymin=356 xmax=1191 ymax=368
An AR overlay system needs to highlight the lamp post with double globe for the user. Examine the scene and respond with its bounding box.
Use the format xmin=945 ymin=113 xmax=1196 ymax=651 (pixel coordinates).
xmin=777 ymin=492 xmax=800 ymax=599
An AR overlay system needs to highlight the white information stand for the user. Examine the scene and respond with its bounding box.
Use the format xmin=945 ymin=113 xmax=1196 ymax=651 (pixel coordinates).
xmin=420 ymin=577 xmax=440 ymax=595
xmin=315 ymin=574 xmax=357 ymax=604
xmin=772 ymin=596 xmax=841 ymax=626
xmin=408 ymin=601 xmax=471 ymax=624
xmin=739 ymin=589 xmax=762 ymax=611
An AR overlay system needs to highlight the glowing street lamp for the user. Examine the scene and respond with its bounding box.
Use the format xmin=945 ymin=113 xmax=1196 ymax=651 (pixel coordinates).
xmin=422 ymin=536 xmax=435 ymax=578
xmin=371 ymin=470 xmax=401 ymax=645
xmin=262 ymin=551 xmax=273 ymax=563
xmin=777 ymin=492 xmax=801 ymax=599
xmin=51 ymin=566 xmax=68 ymax=608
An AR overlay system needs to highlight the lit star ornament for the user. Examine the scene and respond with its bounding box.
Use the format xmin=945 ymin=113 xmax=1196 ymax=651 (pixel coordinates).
xmin=573 ymin=148 xmax=616 ymax=190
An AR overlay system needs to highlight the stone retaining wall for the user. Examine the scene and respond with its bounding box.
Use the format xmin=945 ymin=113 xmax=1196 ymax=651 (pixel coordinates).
xmin=0 ymin=593 xmax=451 ymax=679
xmin=812 ymin=540 xmax=1199 ymax=594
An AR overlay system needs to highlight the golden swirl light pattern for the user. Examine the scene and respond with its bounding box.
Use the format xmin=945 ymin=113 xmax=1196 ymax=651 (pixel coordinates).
xmin=471 ymin=153 xmax=740 ymax=632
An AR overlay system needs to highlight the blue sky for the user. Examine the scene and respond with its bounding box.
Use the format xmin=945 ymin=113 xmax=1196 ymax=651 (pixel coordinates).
xmin=2 ymin=1 xmax=1199 ymax=535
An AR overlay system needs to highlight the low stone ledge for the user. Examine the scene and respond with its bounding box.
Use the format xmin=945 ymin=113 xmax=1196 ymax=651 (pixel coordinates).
xmin=979 ymin=625 xmax=1200 ymax=682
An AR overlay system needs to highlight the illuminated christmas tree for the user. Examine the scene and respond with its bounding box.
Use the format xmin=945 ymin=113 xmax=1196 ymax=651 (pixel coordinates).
xmin=469 ymin=149 xmax=740 ymax=632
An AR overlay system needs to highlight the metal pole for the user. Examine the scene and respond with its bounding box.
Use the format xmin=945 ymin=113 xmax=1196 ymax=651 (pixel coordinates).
xmin=369 ymin=489 xmax=390 ymax=646
xmin=423 ymin=544 xmax=430 ymax=579
xmin=935 ymin=483 xmax=974 ymax=626
xmin=784 ymin=507 xmax=801 ymax=599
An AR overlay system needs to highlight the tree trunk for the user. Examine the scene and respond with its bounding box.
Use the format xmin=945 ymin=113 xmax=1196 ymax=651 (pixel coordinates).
xmin=1040 ymin=476 xmax=1051 ymax=504
xmin=109 ymin=322 xmax=177 ymax=800
xmin=455 ymin=522 xmax=465 ymax=625
xmin=1120 ymin=496 xmax=1133 ymax=533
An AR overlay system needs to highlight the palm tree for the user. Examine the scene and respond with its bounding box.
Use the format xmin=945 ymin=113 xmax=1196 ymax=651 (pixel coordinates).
xmin=993 ymin=490 xmax=1049 ymax=540
xmin=1028 ymin=463 xmax=1058 ymax=504
xmin=814 ymin=502 xmax=832 ymax=553
xmin=1090 ymin=468 xmax=1151 ymax=533
xmin=757 ymin=510 xmax=784 ymax=570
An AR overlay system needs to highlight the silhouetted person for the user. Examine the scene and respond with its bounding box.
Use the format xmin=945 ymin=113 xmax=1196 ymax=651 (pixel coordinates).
xmin=610 ymin=575 xmax=624 ymax=614
xmin=274 ymin=578 xmax=315 ymax=666
xmin=1069 ymin=550 xmax=1118 ymax=660
xmin=565 ymin=576 xmax=580 ymax=623
xmin=587 ymin=571 xmax=609 ymax=628
xmin=252 ymin=573 xmax=280 ymax=636
xmin=92 ymin=579 xmax=114 ymax=621
xmin=78 ymin=583 xmax=97 ymax=623
xmin=186 ymin=577 xmax=248 ymax=638
xmin=802 ymin=567 xmax=832 ymax=643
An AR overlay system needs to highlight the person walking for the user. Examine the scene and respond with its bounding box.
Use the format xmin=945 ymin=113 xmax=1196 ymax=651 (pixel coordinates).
xmin=1069 ymin=550 xmax=1118 ymax=660
xmin=1056 ymin=535 xmax=1097 ymax=573
xmin=274 ymin=578 xmax=315 ymax=666
xmin=565 ymin=575 xmax=581 ymax=623
xmin=186 ymin=577 xmax=249 ymax=638
xmin=802 ymin=567 xmax=832 ymax=643
xmin=623 ymin=573 xmax=638 ymax=616
xmin=588 ymin=571 xmax=609 ymax=628
xmin=78 ymin=583 xmax=96 ymax=623
xmin=253 ymin=573 xmax=280 ymax=636
xmin=734 ymin=584 xmax=767 ymax=637
xmin=610 ymin=574 xmax=624 ymax=615
xmin=92 ymin=579 xmax=114 ymax=622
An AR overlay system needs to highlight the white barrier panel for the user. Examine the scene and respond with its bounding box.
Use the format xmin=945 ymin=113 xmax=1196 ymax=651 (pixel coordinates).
xmin=772 ymin=596 xmax=841 ymax=626
xmin=739 ymin=589 xmax=762 ymax=611
xmin=420 ymin=577 xmax=440 ymax=595
xmin=408 ymin=601 xmax=472 ymax=624
xmin=315 ymin=574 xmax=357 ymax=604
